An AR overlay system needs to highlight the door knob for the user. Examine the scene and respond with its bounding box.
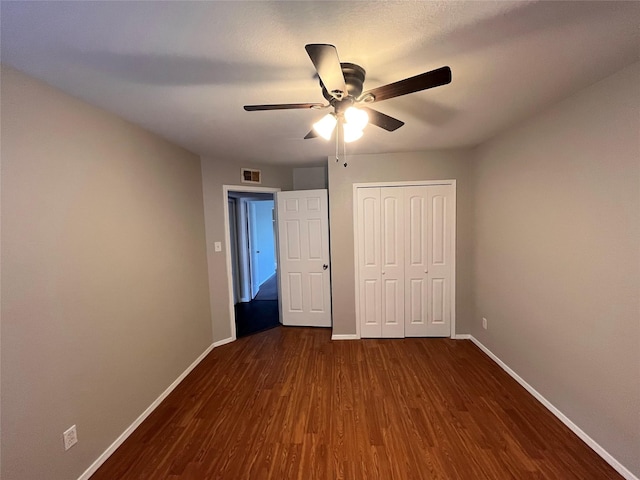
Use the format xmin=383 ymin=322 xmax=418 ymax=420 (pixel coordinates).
xmin=323 ymin=264 xmax=328 ymax=270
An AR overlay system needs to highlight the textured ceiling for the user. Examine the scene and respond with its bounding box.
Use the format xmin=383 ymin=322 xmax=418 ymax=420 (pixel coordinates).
xmin=2 ymin=1 xmax=639 ymax=166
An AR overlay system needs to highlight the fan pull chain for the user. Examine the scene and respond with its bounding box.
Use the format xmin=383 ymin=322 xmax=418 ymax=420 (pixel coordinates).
xmin=333 ymin=122 xmax=348 ymax=167
xmin=343 ymin=135 xmax=348 ymax=167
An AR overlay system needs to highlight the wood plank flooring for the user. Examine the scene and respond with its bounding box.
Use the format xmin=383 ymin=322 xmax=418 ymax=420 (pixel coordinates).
xmin=90 ymin=326 xmax=622 ymax=479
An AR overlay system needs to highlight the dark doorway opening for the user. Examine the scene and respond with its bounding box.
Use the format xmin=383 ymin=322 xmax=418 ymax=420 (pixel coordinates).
xmin=227 ymin=191 xmax=280 ymax=337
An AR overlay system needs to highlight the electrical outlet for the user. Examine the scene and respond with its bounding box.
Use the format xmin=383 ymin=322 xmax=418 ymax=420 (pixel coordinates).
xmin=63 ymin=425 xmax=78 ymax=451
xmin=214 ymin=241 xmax=222 ymax=252
xmin=482 ymin=317 xmax=488 ymax=330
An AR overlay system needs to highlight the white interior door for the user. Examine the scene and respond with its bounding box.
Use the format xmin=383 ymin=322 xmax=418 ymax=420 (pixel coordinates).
xmin=276 ymin=189 xmax=331 ymax=327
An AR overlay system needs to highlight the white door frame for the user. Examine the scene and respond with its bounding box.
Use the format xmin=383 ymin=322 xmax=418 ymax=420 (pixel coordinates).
xmin=223 ymin=185 xmax=280 ymax=341
xmin=352 ymin=180 xmax=457 ymax=339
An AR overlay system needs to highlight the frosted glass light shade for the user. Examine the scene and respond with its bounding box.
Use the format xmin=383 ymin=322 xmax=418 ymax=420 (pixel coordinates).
xmin=313 ymin=113 xmax=337 ymax=140
xmin=343 ymin=123 xmax=363 ymax=143
xmin=344 ymin=107 xmax=369 ymax=131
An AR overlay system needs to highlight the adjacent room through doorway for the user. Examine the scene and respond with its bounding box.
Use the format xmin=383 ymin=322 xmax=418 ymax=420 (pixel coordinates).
xmin=227 ymin=191 xmax=280 ymax=337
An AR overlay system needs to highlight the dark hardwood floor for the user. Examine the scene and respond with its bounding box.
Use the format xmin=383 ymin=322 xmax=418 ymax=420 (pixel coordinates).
xmin=91 ymin=327 xmax=622 ymax=479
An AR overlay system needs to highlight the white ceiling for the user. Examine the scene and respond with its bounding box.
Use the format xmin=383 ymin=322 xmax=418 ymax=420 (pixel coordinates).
xmin=2 ymin=1 xmax=639 ymax=166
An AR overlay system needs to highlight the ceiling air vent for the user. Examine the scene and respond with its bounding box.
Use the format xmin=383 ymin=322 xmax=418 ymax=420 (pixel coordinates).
xmin=241 ymin=168 xmax=261 ymax=184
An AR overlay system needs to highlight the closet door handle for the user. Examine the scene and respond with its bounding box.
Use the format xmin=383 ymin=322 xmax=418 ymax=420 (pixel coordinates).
xmin=323 ymin=264 xmax=328 ymax=270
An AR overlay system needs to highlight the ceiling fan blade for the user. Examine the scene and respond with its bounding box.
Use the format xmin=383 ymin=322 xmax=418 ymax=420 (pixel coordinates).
xmin=244 ymin=103 xmax=325 ymax=111
xmin=360 ymin=66 xmax=451 ymax=103
xmin=360 ymin=107 xmax=404 ymax=132
xmin=305 ymin=44 xmax=347 ymax=101
xmin=304 ymin=129 xmax=318 ymax=139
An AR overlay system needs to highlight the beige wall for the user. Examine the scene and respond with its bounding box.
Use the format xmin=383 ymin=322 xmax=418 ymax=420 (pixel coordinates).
xmin=200 ymin=158 xmax=292 ymax=342
xmin=293 ymin=166 xmax=328 ymax=190
xmin=328 ymin=150 xmax=473 ymax=336
xmin=1 ymin=67 xmax=212 ymax=480
xmin=471 ymin=63 xmax=640 ymax=476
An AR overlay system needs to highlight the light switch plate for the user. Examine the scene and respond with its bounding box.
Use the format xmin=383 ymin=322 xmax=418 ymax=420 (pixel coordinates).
xmin=214 ymin=242 xmax=222 ymax=252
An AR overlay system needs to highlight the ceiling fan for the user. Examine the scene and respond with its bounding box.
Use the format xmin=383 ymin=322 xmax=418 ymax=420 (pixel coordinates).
xmin=244 ymin=44 xmax=452 ymax=142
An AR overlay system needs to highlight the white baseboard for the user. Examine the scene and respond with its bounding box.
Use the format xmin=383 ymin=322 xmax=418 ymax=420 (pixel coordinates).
xmin=213 ymin=336 xmax=235 ymax=348
xmin=468 ymin=335 xmax=638 ymax=480
xmin=331 ymin=333 xmax=359 ymax=340
xmin=453 ymin=334 xmax=471 ymax=340
xmin=77 ymin=341 xmax=217 ymax=480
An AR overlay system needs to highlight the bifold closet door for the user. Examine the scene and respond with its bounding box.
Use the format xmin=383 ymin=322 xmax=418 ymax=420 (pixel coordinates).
xmin=380 ymin=188 xmax=404 ymax=337
xmin=357 ymin=187 xmax=404 ymax=338
xmin=404 ymin=185 xmax=453 ymax=337
xmin=404 ymin=186 xmax=429 ymax=336
xmin=357 ymin=184 xmax=454 ymax=338
xmin=357 ymin=188 xmax=381 ymax=337
xmin=426 ymin=185 xmax=454 ymax=336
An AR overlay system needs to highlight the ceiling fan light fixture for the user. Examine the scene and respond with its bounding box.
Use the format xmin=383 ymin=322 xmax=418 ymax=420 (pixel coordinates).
xmin=313 ymin=113 xmax=337 ymax=140
xmin=344 ymin=106 xmax=369 ymax=131
xmin=244 ymin=45 xmax=453 ymax=146
xmin=343 ymin=123 xmax=364 ymax=143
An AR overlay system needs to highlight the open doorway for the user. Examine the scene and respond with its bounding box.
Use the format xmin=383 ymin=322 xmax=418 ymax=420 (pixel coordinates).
xmin=227 ymin=190 xmax=279 ymax=337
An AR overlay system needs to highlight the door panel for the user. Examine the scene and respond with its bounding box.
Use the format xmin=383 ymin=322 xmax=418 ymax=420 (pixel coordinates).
xmin=363 ymin=280 xmax=379 ymax=326
xmin=309 ymin=273 xmax=325 ymax=311
xmin=408 ymin=278 xmax=425 ymax=324
xmin=286 ymin=273 xmax=303 ymax=312
xmin=383 ymin=279 xmax=401 ymax=327
xmin=277 ymin=190 xmax=331 ymax=327
xmin=408 ymin=194 xmax=426 ymax=266
xmin=285 ymin=220 xmax=301 ymax=260
xmin=307 ymin=196 xmax=321 ymax=211
xmin=357 ymin=188 xmax=381 ymax=337
xmin=431 ymin=278 xmax=446 ymax=324
xmin=432 ymin=194 xmax=446 ymax=265
xmin=285 ymin=198 xmax=299 ymax=212
xmin=362 ymin=197 xmax=378 ymax=266
xmin=425 ymin=187 xmax=453 ymax=336
xmin=404 ymin=187 xmax=430 ymax=337
xmin=307 ymin=219 xmax=323 ymax=259
xmin=380 ymin=188 xmax=404 ymax=337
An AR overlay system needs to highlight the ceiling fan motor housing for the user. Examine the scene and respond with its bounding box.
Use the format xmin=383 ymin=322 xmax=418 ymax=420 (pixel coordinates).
xmin=321 ymin=63 xmax=366 ymax=108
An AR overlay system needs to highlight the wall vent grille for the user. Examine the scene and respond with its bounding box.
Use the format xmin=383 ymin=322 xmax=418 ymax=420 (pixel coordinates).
xmin=241 ymin=168 xmax=261 ymax=184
